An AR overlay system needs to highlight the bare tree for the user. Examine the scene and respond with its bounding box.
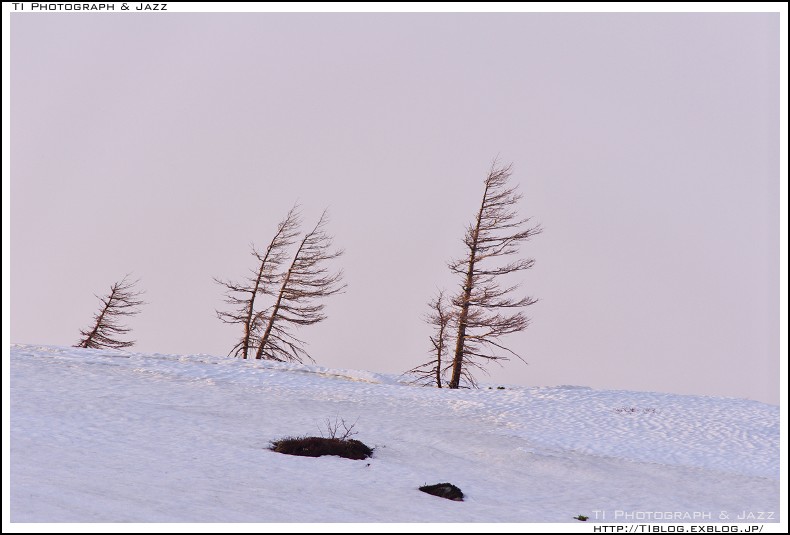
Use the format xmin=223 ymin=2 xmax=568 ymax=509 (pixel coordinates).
xmin=75 ymin=275 xmax=145 ymax=350
xmin=405 ymin=290 xmax=453 ymax=388
xmin=446 ymin=161 xmax=542 ymax=389
xmin=215 ymin=206 xmax=301 ymax=359
xmin=254 ymin=210 xmax=345 ymax=362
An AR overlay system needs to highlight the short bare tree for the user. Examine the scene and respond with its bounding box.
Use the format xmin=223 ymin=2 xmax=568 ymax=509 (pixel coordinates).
xmin=254 ymin=210 xmax=345 ymax=362
xmin=75 ymin=275 xmax=145 ymax=350
xmin=446 ymin=161 xmax=542 ymax=389
xmin=215 ymin=206 xmax=301 ymax=359
xmin=405 ymin=290 xmax=453 ymax=388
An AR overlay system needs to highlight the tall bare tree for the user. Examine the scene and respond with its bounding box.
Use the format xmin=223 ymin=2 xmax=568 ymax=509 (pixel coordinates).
xmin=405 ymin=290 xmax=453 ymax=388
xmin=255 ymin=210 xmax=345 ymax=362
xmin=215 ymin=206 xmax=301 ymax=359
xmin=75 ymin=276 xmax=145 ymax=350
xmin=447 ymin=161 xmax=542 ymax=389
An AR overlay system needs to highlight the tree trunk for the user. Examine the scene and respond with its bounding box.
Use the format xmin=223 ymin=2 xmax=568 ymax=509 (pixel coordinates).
xmin=435 ymin=334 xmax=443 ymax=389
xmin=254 ymin=268 xmax=292 ymax=360
xmin=78 ymin=287 xmax=115 ymax=348
xmin=255 ymin=237 xmax=307 ymax=360
xmin=448 ymin=258 xmax=474 ymax=388
xmin=448 ymin=181 xmax=490 ymax=388
xmin=241 ymin=250 xmax=272 ymax=359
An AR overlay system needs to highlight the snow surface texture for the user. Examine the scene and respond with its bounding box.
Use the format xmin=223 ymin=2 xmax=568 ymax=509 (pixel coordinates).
xmin=10 ymin=344 xmax=779 ymax=523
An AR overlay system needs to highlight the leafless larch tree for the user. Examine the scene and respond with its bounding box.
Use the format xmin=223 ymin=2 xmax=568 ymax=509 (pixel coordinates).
xmin=405 ymin=290 xmax=453 ymax=388
xmin=446 ymin=161 xmax=542 ymax=389
xmin=75 ymin=275 xmax=145 ymax=350
xmin=254 ymin=210 xmax=345 ymax=362
xmin=215 ymin=205 xmax=301 ymax=359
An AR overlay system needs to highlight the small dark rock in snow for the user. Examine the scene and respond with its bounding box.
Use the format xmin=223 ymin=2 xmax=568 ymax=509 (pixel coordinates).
xmin=419 ymin=482 xmax=464 ymax=501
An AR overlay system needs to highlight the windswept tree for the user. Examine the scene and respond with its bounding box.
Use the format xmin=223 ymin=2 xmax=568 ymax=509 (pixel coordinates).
xmin=215 ymin=206 xmax=301 ymax=359
xmin=446 ymin=161 xmax=542 ymax=389
xmin=405 ymin=290 xmax=453 ymax=388
xmin=75 ymin=275 xmax=145 ymax=350
xmin=255 ymin=210 xmax=345 ymax=362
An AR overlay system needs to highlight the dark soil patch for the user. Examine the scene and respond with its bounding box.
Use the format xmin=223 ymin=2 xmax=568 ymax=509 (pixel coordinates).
xmin=419 ymin=482 xmax=464 ymax=501
xmin=270 ymin=436 xmax=373 ymax=460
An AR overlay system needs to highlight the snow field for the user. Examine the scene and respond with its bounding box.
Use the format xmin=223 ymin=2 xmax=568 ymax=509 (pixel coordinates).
xmin=10 ymin=345 xmax=780 ymax=523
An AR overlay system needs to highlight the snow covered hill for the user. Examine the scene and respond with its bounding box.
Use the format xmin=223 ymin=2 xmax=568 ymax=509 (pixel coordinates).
xmin=9 ymin=344 xmax=780 ymax=523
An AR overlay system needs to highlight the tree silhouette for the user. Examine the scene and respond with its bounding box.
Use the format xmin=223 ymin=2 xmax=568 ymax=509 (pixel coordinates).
xmin=405 ymin=290 xmax=453 ymax=388
xmin=75 ymin=275 xmax=145 ymax=350
xmin=446 ymin=161 xmax=542 ymax=388
xmin=215 ymin=206 xmax=301 ymax=359
xmin=255 ymin=210 xmax=345 ymax=362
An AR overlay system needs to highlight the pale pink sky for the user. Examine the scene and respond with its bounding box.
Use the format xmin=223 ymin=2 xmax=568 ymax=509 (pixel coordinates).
xmin=10 ymin=13 xmax=780 ymax=403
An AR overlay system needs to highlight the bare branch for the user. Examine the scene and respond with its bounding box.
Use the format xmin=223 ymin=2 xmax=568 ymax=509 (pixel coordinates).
xmin=318 ymin=416 xmax=359 ymax=441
